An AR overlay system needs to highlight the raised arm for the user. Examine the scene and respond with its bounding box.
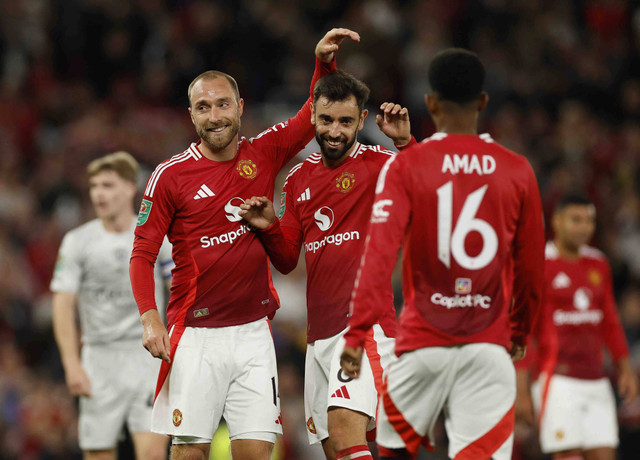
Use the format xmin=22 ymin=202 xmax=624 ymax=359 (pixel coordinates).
xmin=250 ymin=29 xmax=361 ymax=168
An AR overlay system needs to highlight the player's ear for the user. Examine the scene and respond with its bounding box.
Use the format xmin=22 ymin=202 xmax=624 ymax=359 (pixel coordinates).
xmin=310 ymin=103 xmax=316 ymax=125
xmin=238 ymin=98 xmax=244 ymax=117
xmin=478 ymin=93 xmax=489 ymax=112
xmin=425 ymin=93 xmax=438 ymax=116
xmin=188 ymin=107 xmax=195 ymax=126
xmin=358 ymin=109 xmax=368 ymax=130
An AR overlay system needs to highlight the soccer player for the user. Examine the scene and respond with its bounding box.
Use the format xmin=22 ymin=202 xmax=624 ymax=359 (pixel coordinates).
xmin=340 ymin=48 xmax=546 ymax=460
xmin=52 ymin=151 xmax=172 ymax=460
xmin=515 ymin=192 xmax=638 ymax=460
xmin=238 ymin=70 xmax=416 ymax=460
xmin=129 ymin=29 xmax=357 ymax=460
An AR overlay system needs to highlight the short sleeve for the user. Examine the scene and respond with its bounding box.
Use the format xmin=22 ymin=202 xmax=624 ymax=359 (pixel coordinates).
xmin=50 ymin=232 xmax=82 ymax=293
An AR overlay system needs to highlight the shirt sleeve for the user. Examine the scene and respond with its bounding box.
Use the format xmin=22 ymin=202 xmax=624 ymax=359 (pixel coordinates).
xmin=131 ymin=166 xmax=176 ymax=314
xmin=50 ymin=232 xmax=82 ymax=293
xmin=344 ymin=156 xmax=410 ymax=349
xmin=247 ymin=57 xmax=337 ymax=170
xmin=509 ymin=162 xmax=545 ymax=347
xmin=255 ymin=180 xmax=303 ymax=274
xmin=601 ymin=260 xmax=630 ymax=361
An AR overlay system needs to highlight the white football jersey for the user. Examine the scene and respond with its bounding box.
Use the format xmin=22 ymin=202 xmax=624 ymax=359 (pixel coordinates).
xmin=51 ymin=217 xmax=173 ymax=344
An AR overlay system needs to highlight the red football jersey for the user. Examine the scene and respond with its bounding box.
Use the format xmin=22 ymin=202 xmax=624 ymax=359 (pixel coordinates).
xmin=261 ymin=143 xmax=412 ymax=342
xmin=533 ymin=242 xmax=629 ymax=380
xmin=345 ymin=133 xmax=545 ymax=355
xmin=132 ymin=58 xmax=336 ymax=329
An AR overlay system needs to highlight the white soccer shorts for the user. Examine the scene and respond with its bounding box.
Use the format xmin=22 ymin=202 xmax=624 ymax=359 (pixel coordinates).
xmin=151 ymin=317 xmax=281 ymax=443
xmin=79 ymin=340 xmax=159 ymax=450
xmin=304 ymin=324 xmax=396 ymax=444
xmin=376 ymin=343 xmax=516 ymax=460
xmin=532 ymin=374 xmax=618 ymax=453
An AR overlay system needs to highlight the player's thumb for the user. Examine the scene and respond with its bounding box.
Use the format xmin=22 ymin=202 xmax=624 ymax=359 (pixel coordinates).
xmin=162 ymin=334 xmax=172 ymax=363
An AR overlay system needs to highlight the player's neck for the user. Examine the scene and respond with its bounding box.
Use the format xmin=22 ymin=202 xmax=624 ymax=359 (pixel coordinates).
xmin=434 ymin=112 xmax=478 ymax=135
xmin=199 ymin=137 xmax=239 ymax=162
xmin=554 ymin=238 xmax=580 ymax=261
xmin=101 ymin=211 xmax=135 ymax=233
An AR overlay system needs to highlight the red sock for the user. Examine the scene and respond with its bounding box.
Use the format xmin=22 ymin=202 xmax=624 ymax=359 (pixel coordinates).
xmin=336 ymin=444 xmax=373 ymax=459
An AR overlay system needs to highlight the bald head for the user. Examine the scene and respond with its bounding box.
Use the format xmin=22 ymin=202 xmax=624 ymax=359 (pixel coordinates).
xmin=188 ymin=71 xmax=240 ymax=107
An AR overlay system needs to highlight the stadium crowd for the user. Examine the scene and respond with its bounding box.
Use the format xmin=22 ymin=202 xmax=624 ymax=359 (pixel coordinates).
xmin=0 ymin=0 xmax=639 ymax=458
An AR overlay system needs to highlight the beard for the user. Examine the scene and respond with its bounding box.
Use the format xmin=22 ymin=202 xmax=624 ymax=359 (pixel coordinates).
xmin=195 ymin=116 xmax=241 ymax=152
xmin=315 ymin=131 xmax=357 ymax=162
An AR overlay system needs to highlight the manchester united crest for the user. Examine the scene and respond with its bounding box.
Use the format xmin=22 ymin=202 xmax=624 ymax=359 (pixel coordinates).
xmin=173 ymin=409 xmax=183 ymax=427
xmin=588 ymin=269 xmax=602 ymax=286
xmin=237 ymin=159 xmax=257 ymax=179
xmin=336 ymin=171 xmax=356 ymax=193
xmin=306 ymin=417 xmax=317 ymax=434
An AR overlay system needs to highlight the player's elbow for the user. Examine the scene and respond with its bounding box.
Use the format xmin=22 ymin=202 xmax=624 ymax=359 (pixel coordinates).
xmin=271 ymin=258 xmax=298 ymax=275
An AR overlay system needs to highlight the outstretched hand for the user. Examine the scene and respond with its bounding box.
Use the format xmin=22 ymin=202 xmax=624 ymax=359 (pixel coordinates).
xmin=316 ymin=28 xmax=360 ymax=63
xmin=340 ymin=346 xmax=364 ymax=379
xmin=376 ymin=102 xmax=411 ymax=147
xmin=239 ymin=196 xmax=276 ymax=230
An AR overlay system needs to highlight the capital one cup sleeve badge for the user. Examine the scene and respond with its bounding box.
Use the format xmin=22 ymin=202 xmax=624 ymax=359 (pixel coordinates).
xmin=137 ymin=199 xmax=152 ymax=226
xmin=173 ymin=408 xmax=183 ymax=427
xmin=237 ymin=159 xmax=258 ymax=179
xmin=336 ymin=171 xmax=356 ymax=193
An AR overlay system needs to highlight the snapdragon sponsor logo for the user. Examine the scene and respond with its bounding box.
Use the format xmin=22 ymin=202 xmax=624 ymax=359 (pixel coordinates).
xmin=553 ymin=309 xmax=603 ymax=326
xmin=225 ymin=197 xmax=245 ymax=222
xmin=200 ymin=225 xmax=250 ymax=248
xmin=304 ymin=231 xmax=360 ymax=253
xmin=430 ymin=293 xmax=492 ymax=309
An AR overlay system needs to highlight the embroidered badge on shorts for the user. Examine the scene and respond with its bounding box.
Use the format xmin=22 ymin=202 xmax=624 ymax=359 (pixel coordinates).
xmin=237 ymin=159 xmax=257 ymax=179
xmin=306 ymin=417 xmax=316 ymax=434
xmin=173 ymin=409 xmax=183 ymax=427
xmin=336 ymin=171 xmax=355 ymax=193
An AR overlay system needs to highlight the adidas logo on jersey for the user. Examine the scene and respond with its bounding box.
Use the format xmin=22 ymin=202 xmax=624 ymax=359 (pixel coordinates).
xmin=193 ymin=184 xmax=215 ymax=200
xmin=552 ymin=272 xmax=571 ymax=289
xmin=297 ymin=187 xmax=311 ymax=202
xmin=330 ymin=385 xmax=351 ymax=399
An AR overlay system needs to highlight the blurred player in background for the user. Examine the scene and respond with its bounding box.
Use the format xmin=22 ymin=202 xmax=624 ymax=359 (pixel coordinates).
xmin=52 ymin=151 xmax=172 ymax=460
xmin=341 ymin=48 xmax=545 ymax=460
xmin=238 ymin=69 xmax=415 ymax=460
xmin=128 ymin=29 xmax=359 ymax=460
xmin=515 ymin=192 xmax=638 ymax=460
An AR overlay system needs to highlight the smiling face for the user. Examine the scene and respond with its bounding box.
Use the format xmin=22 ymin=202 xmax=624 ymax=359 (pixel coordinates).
xmin=189 ymin=76 xmax=244 ymax=153
xmin=88 ymin=169 xmax=136 ymax=222
xmin=312 ymin=95 xmax=367 ymax=164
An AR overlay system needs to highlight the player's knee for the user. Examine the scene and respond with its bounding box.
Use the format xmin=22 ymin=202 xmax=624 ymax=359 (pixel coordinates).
xmin=327 ymin=408 xmax=368 ymax=450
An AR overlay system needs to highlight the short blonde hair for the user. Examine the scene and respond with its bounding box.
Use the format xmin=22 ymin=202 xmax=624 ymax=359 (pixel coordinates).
xmin=86 ymin=151 xmax=139 ymax=184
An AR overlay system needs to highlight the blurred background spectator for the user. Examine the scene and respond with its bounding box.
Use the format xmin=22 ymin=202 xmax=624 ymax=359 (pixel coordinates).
xmin=1 ymin=0 xmax=639 ymax=458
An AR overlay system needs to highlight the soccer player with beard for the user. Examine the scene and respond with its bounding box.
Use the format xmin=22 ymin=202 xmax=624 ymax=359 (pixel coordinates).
xmin=52 ymin=152 xmax=172 ymax=460
xmin=129 ymin=29 xmax=356 ymax=460
xmin=515 ymin=193 xmax=637 ymax=460
xmin=238 ymin=70 xmax=416 ymax=460
xmin=340 ymin=49 xmax=545 ymax=460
